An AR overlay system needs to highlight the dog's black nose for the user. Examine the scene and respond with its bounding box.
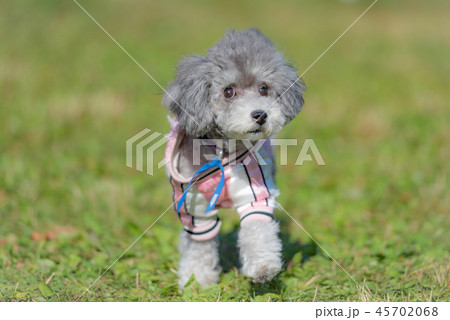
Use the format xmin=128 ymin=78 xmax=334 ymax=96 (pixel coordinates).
xmin=251 ymin=110 xmax=268 ymax=125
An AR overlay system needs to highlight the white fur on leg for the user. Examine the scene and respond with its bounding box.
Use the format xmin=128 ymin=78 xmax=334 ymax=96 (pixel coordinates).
xmin=238 ymin=220 xmax=283 ymax=283
xmin=178 ymin=231 xmax=221 ymax=289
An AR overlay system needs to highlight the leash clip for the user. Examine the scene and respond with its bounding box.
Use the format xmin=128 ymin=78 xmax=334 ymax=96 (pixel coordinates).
xmin=217 ymin=149 xmax=224 ymax=160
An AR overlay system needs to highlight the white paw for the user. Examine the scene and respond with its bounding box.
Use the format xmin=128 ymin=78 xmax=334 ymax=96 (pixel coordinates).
xmin=178 ymin=232 xmax=221 ymax=289
xmin=238 ymin=220 xmax=283 ymax=283
xmin=178 ymin=264 xmax=221 ymax=288
xmin=241 ymin=257 xmax=282 ymax=283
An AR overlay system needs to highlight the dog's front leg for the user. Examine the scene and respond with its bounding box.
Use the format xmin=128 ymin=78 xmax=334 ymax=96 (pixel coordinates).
xmin=177 ymin=231 xmax=221 ymax=289
xmin=238 ymin=220 xmax=283 ymax=283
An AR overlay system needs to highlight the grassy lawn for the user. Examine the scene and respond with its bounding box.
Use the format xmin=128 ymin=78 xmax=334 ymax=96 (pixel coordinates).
xmin=0 ymin=0 xmax=449 ymax=301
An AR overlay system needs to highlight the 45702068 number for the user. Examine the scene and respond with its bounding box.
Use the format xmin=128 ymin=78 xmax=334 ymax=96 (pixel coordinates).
xmin=376 ymin=307 xmax=438 ymax=317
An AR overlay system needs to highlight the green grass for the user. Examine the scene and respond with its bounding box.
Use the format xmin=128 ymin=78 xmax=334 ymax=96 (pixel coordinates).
xmin=0 ymin=0 xmax=449 ymax=301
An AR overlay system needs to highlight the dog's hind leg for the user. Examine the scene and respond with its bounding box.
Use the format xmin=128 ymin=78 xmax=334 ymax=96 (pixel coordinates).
xmin=177 ymin=231 xmax=221 ymax=289
xmin=238 ymin=220 xmax=283 ymax=283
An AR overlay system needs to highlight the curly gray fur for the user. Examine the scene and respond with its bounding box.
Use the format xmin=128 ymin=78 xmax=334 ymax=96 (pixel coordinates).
xmin=164 ymin=29 xmax=304 ymax=288
xmin=163 ymin=28 xmax=305 ymax=138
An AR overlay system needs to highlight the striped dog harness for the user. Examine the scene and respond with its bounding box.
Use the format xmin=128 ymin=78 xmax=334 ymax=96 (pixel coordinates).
xmin=165 ymin=117 xmax=280 ymax=241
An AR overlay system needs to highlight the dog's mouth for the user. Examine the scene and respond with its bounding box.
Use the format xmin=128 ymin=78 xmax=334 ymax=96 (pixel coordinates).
xmin=244 ymin=127 xmax=271 ymax=140
xmin=247 ymin=128 xmax=262 ymax=134
xmin=227 ymin=126 xmax=271 ymax=140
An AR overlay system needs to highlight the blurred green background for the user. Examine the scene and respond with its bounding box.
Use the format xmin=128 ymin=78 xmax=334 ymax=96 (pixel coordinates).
xmin=0 ymin=0 xmax=448 ymax=301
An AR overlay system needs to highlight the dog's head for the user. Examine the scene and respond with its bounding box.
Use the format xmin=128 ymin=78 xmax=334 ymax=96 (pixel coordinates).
xmin=163 ymin=28 xmax=305 ymax=140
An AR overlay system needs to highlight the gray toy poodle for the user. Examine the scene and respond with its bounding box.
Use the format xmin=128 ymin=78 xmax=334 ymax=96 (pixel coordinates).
xmin=162 ymin=28 xmax=305 ymax=288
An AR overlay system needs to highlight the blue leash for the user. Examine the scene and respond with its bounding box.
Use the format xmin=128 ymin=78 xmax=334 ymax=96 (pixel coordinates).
xmin=176 ymin=157 xmax=225 ymax=214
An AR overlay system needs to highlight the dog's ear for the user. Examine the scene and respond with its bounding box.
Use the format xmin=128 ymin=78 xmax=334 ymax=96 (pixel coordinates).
xmin=278 ymin=63 xmax=305 ymax=124
xmin=163 ymin=55 xmax=214 ymax=136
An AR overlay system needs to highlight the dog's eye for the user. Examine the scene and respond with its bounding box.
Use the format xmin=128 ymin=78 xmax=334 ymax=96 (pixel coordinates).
xmin=259 ymin=85 xmax=268 ymax=96
xmin=223 ymin=87 xmax=235 ymax=99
